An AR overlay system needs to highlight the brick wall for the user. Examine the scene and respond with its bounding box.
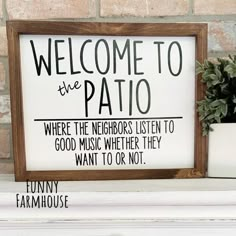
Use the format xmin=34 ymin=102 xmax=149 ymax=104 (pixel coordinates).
xmin=0 ymin=0 xmax=235 ymax=174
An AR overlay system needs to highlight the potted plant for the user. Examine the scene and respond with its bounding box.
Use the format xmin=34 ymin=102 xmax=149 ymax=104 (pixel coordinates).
xmin=197 ymin=55 xmax=236 ymax=177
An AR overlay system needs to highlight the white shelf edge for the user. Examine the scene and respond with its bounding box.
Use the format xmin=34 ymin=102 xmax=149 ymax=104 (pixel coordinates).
xmin=1 ymin=174 xmax=236 ymax=221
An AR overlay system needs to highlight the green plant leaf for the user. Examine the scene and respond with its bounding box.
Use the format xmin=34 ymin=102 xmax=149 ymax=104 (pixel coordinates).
xmin=229 ymin=55 xmax=233 ymax=61
xmin=210 ymin=99 xmax=222 ymax=107
xmin=211 ymin=79 xmax=221 ymax=86
xmin=199 ymin=115 xmax=206 ymax=121
xmin=214 ymin=66 xmax=222 ymax=78
xmin=208 ymin=74 xmax=218 ymax=80
xmin=207 ymin=81 xmax=212 ymax=88
xmin=202 ymin=70 xmax=214 ymax=81
xmin=204 ymin=59 xmax=210 ymax=68
xmin=215 ymin=116 xmax=221 ymax=123
xmin=225 ymin=63 xmax=236 ymax=77
xmin=197 ymin=55 xmax=236 ymax=136
xmin=196 ymin=61 xmax=204 ymax=74
xmin=215 ymin=108 xmax=221 ymax=117
xmin=221 ymin=104 xmax=228 ymax=116
xmin=202 ymin=130 xmax=208 ymax=136
xmin=206 ymin=114 xmax=216 ymax=120
xmin=196 ymin=100 xmax=204 ymax=105
xmin=220 ymin=83 xmax=229 ymax=94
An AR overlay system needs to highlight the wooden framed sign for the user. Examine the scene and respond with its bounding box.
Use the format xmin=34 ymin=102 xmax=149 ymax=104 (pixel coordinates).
xmin=7 ymin=21 xmax=207 ymax=181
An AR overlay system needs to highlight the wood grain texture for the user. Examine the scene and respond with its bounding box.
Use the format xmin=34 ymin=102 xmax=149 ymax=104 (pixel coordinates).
xmin=195 ymin=23 xmax=208 ymax=176
xmin=6 ymin=21 xmax=207 ymax=181
xmin=7 ymin=21 xmax=27 ymax=181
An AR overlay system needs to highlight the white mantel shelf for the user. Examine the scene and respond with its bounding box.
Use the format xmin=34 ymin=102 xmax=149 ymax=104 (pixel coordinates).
xmin=1 ymin=174 xmax=236 ymax=220
xmin=1 ymin=174 xmax=236 ymax=235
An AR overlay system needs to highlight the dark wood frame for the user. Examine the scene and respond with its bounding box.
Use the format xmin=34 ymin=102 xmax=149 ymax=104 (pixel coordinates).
xmin=7 ymin=21 xmax=207 ymax=181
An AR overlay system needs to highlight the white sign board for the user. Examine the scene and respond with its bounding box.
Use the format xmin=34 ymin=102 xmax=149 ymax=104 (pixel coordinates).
xmin=20 ymin=35 xmax=195 ymax=170
xmin=7 ymin=22 xmax=207 ymax=180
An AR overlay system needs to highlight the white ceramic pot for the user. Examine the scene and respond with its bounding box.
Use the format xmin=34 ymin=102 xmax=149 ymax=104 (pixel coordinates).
xmin=208 ymin=123 xmax=236 ymax=178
